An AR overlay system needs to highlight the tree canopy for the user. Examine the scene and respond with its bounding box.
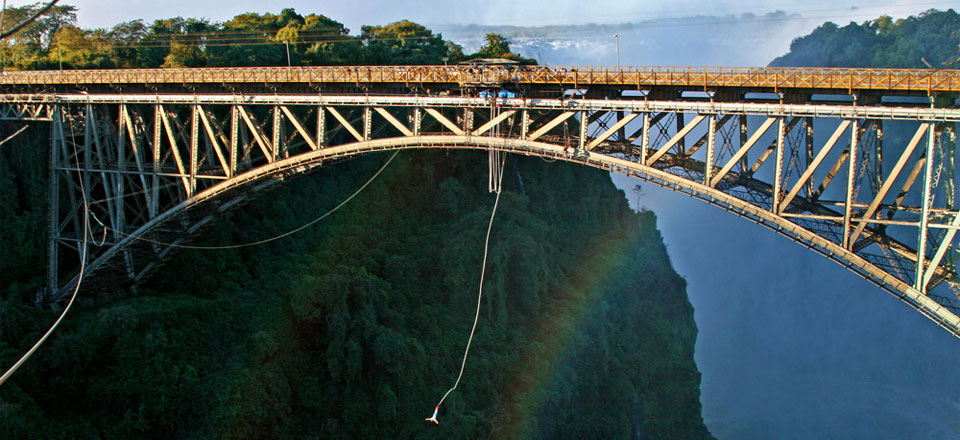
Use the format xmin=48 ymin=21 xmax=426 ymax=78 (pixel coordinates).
xmin=471 ymin=33 xmax=537 ymax=64
xmin=0 ymin=5 xmax=528 ymax=69
xmin=770 ymin=9 xmax=960 ymax=68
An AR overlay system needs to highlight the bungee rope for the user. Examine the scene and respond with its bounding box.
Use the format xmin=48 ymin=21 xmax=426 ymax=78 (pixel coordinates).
xmin=427 ymin=123 xmax=507 ymax=424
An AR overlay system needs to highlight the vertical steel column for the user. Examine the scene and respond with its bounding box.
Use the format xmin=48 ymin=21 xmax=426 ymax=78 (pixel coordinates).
xmin=805 ymin=117 xmax=814 ymax=197
xmin=578 ymin=110 xmax=588 ymax=151
xmin=151 ymin=104 xmax=162 ymax=219
xmin=617 ymin=110 xmax=626 ymax=142
xmin=640 ymin=112 xmax=650 ymax=163
xmin=521 ymin=109 xmax=529 ymax=139
xmin=116 ymin=104 xmax=127 ymax=241
xmin=916 ymin=122 xmax=936 ymax=291
xmin=843 ymin=120 xmax=859 ymax=249
xmin=704 ymin=113 xmax=716 ymax=185
xmin=739 ymin=114 xmax=749 ymax=173
xmin=271 ymin=105 xmax=283 ymax=160
xmin=943 ymin=124 xmax=956 ymax=210
xmin=189 ymin=104 xmax=199 ymax=197
xmin=363 ymin=107 xmax=372 ymax=140
xmin=464 ymin=108 xmax=474 ymax=134
xmin=44 ymin=106 xmax=63 ymax=306
xmin=771 ymin=116 xmax=785 ymax=213
xmin=116 ymin=103 xmax=133 ymax=280
xmin=676 ymin=112 xmax=685 ymax=155
xmin=413 ymin=107 xmax=422 ymax=136
xmin=230 ymin=105 xmax=239 ymax=176
xmin=270 ymin=106 xmax=280 ymax=162
xmin=317 ymin=105 xmax=326 ymax=148
xmin=875 ymin=121 xmax=884 ymax=197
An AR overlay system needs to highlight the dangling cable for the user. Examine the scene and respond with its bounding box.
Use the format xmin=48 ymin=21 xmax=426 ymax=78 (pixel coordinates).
xmin=89 ymin=211 xmax=108 ymax=246
xmin=427 ymin=152 xmax=506 ymax=424
xmin=1 ymin=104 xmax=87 ymax=387
xmin=102 ymin=150 xmax=398 ymax=250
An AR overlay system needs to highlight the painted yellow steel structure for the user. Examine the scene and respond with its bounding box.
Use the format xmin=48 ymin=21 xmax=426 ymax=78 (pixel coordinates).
xmin=0 ymin=65 xmax=958 ymax=93
xmin=1 ymin=66 xmax=959 ymax=338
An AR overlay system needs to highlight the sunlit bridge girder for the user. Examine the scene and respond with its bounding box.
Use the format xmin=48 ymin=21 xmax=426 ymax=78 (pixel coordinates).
xmin=3 ymin=77 xmax=960 ymax=338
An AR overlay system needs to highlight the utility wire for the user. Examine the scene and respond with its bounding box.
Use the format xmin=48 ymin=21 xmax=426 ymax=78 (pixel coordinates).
xmin=54 ymin=34 xmax=440 ymax=51
xmin=0 ymin=124 xmax=27 ymax=148
xmin=0 ymin=103 xmax=85 ymax=388
xmin=100 ymin=150 xmax=399 ymax=250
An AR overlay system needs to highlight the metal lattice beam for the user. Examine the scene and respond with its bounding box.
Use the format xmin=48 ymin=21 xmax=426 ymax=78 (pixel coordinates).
xmin=5 ymin=91 xmax=958 ymax=338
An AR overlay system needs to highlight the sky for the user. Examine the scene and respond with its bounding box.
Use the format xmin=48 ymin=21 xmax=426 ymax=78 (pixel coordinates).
xmin=11 ymin=0 xmax=959 ymax=36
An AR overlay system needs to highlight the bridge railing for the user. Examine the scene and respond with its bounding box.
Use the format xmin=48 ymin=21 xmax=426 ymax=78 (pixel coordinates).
xmin=0 ymin=65 xmax=957 ymax=92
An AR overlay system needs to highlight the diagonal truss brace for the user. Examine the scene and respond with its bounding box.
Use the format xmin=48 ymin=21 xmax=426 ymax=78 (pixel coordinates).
xmin=710 ymin=116 xmax=778 ymax=187
xmin=646 ymin=114 xmax=706 ymax=165
xmin=848 ymin=123 xmax=929 ymax=244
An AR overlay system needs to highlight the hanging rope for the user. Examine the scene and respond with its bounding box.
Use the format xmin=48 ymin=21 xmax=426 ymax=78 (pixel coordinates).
xmin=428 ymin=128 xmax=507 ymax=424
xmin=101 ymin=150 xmax=399 ymax=250
xmin=0 ymin=104 xmax=86 ymax=387
xmin=488 ymin=96 xmax=504 ymax=193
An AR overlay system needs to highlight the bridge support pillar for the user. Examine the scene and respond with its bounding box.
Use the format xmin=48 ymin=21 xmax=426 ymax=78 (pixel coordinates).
xmin=42 ymin=107 xmax=61 ymax=307
xmin=916 ymin=123 xmax=938 ymax=291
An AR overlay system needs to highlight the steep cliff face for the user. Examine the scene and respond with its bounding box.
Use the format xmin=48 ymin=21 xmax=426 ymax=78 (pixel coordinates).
xmin=1 ymin=149 xmax=712 ymax=439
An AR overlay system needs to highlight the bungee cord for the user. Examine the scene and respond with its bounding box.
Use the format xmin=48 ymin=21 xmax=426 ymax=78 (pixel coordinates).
xmin=427 ymin=128 xmax=507 ymax=425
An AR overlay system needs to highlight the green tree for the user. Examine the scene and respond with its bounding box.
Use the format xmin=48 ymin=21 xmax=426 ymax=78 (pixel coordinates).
xmin=476 ymin=33 xmax=511 ymax=58
xmin=46 ymin=25 xmax=112 ymax=68
xmin=468 ymin=32 xmax=537 ymax=64
xmin=361 ymin=20 xmax=447 ymax=65
xmin=136 ymin=17 xmax=214 ymax=68
xmin=771 ymin=9 xmax=960 ymax=68
xmin=107 ymin=20 xmax=148 ymax=68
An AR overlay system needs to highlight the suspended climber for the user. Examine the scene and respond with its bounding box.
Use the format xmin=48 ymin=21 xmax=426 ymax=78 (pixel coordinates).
xmin=425 ymin=406 xmax=440 ymax=424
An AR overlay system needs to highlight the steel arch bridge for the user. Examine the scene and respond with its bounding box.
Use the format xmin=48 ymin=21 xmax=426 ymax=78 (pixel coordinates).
xmin=2 ymin=65 xmax=960 ymax=337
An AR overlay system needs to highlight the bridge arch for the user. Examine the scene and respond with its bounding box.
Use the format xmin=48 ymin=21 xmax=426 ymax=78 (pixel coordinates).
xmin=8 ymin=84 xmax=954 ymax=337
xmin=65 ymin=133 xmax=960 ymax=337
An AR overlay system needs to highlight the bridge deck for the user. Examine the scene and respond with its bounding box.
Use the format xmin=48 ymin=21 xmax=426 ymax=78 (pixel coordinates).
xmin=0 ymin=66 xmax=957 ymax=98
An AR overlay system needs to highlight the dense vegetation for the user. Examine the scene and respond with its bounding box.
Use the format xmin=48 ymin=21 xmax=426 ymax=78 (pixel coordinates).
xmin=0 ymin=5 xmax=707 ymax=439
xmin=0 ymin=147 xmax=712 ymax=438
xmin=770 ymin=9 xmax=960 ymax=68
xmin=0 ymin=4 xmax=535 ymax=69
xmin=769 ymin=8 xmax=959 ymax=187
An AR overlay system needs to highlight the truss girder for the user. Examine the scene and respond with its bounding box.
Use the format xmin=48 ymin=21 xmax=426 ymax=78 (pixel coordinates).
xmin=30 ymin=94 xmax=960 ymax=338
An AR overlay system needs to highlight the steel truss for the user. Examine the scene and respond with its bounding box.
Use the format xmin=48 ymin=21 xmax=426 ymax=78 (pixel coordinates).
xmin=18 ymin=93 xmax=960 ymax=337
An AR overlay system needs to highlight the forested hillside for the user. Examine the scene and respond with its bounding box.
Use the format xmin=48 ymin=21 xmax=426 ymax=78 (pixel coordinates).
xmin=0 ymin=147 xmax=713 ymax=439
xmin=0 ymin=5 xmax=709 ymax=439
xmin=770 ymin=8 xmax=959 ymax=68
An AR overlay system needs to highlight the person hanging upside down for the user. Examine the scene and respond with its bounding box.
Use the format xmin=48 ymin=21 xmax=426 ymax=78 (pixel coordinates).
xmin=425 ymin=406 xmax=439 ymax=424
